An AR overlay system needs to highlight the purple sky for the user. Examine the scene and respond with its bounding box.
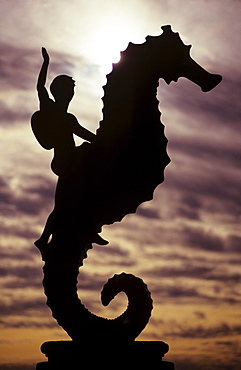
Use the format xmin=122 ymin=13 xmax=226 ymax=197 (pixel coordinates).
xmin=0 ymin=1 xmax=241 ymax=369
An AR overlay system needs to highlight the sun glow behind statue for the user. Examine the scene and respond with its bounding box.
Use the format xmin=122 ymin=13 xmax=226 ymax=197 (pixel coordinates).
xmin=81 ymin=19 xmax=144 ymax=73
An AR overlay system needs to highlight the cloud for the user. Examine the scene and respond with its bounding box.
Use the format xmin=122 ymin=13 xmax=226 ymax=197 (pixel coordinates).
xmin=0 ymin=102 xmax=31 ymax=124
xmin=77 ymin=271 xmax=109 ymax=292
xmin=136 ymin=205 xmax=160 ymax=219
xmin=0 ymin=174 xmax=54 ymax=218
xmin=0 ymin=319 xmax=56 ymax=329
xmin=226 ymin=235 xmax=241 ymax=253
xmin=194 ymin=311 xmax=206 ymax=319
xmin=168 ymin=359 xmax=205 ymax=370
xmin=0 ymin=297 xmax=45 ymax=317
xmin=157 ymin=69 xmax=241 ymax=226
xmin=145 ymin=222 xmax=225 ymax=252
xmin=181 ymin=225 xmax=225 ymax=251
xmin=150 ymin=265 xmax=213 ymax=280
xmin=0 ymin=42 xmax=76 ymax=90
xmin=0 ymin=177 xmax=12 ymax=211
xmin=165 ymin=322 xmax=241 ymax=339
xmin=0 ymin=42 xmax=87 ymax=131
xmin=85 ymin=242 xmax=136 ymax=268
xmin=0 ymin=248 xmax=34 ymax=261
xmin=0 ymin=224 xmax=39 ymax=241
xmin=0 ymin=264 xmax=43 ymax=290
xmin=0 ymin=365 xmax=33 ymax=370
xmin=146 ymin=256 xmax=241 ymax=284
xmin=160 ymin=160 xmax=241 ymax=226
xmin=162 ymin=72 xmax=241 ymax=128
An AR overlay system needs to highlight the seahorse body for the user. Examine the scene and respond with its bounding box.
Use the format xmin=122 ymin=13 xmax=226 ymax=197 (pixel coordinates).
xmin=39 ymin=25 xmax=222 ymax=343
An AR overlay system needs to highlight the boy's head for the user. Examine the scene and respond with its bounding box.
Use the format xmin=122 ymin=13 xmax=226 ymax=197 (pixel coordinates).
xmin=50 ymin=75 xmax=75 ymax=103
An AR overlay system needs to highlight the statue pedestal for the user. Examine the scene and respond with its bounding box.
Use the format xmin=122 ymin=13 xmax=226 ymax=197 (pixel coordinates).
xmin=36 ymin=340 xmax=175 ymax=369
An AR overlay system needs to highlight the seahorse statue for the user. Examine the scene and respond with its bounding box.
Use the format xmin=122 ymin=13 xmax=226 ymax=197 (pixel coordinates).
xmin=36 ymin=26 xmax=221 ymax=345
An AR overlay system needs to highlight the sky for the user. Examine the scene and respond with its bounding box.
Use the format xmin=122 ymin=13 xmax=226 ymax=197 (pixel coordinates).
xmin=0 ymin=0 xmax=240 ymax=369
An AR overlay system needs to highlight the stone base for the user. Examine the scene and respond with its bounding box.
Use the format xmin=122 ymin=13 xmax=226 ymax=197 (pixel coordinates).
xmin=36 ymin=340 xmax=175 ymax=369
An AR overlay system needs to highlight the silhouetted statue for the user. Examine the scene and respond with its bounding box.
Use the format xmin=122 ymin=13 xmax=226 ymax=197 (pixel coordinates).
xmin=32 ymin=26 xmax=221 ymax=368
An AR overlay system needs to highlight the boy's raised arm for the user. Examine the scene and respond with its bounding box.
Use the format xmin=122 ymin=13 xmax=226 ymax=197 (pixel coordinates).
xmin=37 ymin=47 xmax=50 ymax=105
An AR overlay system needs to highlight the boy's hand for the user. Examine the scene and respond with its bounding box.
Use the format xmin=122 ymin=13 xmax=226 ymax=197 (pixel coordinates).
xmin=42 ymin=47 xmax=50 ymax=63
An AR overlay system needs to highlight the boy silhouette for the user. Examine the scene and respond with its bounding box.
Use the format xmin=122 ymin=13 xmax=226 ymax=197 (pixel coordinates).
xmin=32 ymin=48 xmax=108 ymax=249
xmin=32 ymin=47 xmax=96 ymax=176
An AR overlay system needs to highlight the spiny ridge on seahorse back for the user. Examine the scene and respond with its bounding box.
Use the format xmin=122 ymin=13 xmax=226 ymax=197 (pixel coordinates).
xmin=92 ymin=27 xmax=171 ymax=227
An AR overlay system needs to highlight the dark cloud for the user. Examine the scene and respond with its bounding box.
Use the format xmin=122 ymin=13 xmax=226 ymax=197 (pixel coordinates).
xmin=176 ymin=204 xmax=200 ymax=221
xmin=0 ymin=42 xmax=83 ymax=128
xmin=198 ymin=75 xmax=241 ymax=127
xmin=226 ymin=234 xmax=241 ymax=253
xmin=0 ymin=174 xmax=54 ymax=218
xmin=0 ymin=319 xmax=56 ymax=329
xmin=215 ymin=340 xmax=237 ymax=347
xmin=165 ymin=322 xmax=241 ymax=339
xmin=147 ymin=263 xmax=241 ymax=284
xmin=96 ymin=244 xmax=130 ymax=257
xmin=145 ymin=222 xmax=225 ymax=252
xmin=77 ymin=271 xmax=108 ymax=292
xmin=169 ymin=356 xmax=239 ymax=370
xmin=136 ymin=205 xmax=160 ymax=219
xmin=0 ymin=42 xmax=76 ymax=91
xmin=168 ymin=137 xmax=239 ymax=169
xmin=151 ymin=282 xmax=238 ymax=305
xmin=0 ymin=248 xmax=34 ymax=261
xmin=0 ymin=264 xmax=42 ymax=281
xmin=155 ymin=68 xmax=241 ymax=231
xmin=182 ymin=225 xmax=225 ymax=251
xmin=0 ymin=297 xmax=46 ymax=317
xmin=14 ymin=197 xmax=48 ymax=216
xmin=89 ymin=244 xmax=136 ymax=267
xmin=194 ymin=311 xmax=206 ymax=319
xmin=161 ymin=163 xmax=241 ymax=224
xmin=162 ymin=285 xmax=199 ymax=299
xmin=0 ymin=177 xmax=13 ymax=211
xmin=168 ymin=359 xmax=205 ymax=370
xmin=160 ymin=72 xmax=241 ymax=129
xmin=177 ymin=225 xmax=241 ymax=255
xmin=0 ymin=223 xmax=39 ymax=241
xmin=0 ymin=101 xmax=31 ymax=124
xmin=0 ymin=365 xmax=33 ymax=370
xmin=26 ymin=176 xmax=55 ymax=200
xmin=143 ymin=257 xmax=241 ymax=305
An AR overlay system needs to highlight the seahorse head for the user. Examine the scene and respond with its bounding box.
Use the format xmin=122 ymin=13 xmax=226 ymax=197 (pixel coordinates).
xmin=144 ymin=25 xmax=192 ymax=84
xmin=145 ymin=25 xmax=222 ymax=90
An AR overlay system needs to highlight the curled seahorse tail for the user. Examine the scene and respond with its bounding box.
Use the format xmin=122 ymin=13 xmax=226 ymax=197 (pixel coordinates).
xmin=101 ymin=272 xmax=153 ymax=341
xmin=42 ymin=253 xmax=153 ymax=343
